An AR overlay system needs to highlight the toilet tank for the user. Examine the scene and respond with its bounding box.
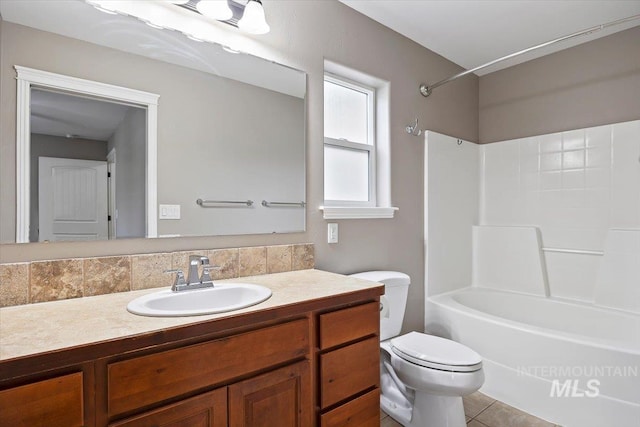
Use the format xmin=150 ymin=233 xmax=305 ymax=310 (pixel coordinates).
xmin=349 ymin=271 xmax=410 ymax=341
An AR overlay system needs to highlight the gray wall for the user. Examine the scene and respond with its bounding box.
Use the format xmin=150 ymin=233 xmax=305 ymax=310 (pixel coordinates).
xmin=29 ymin=134 xmax=108 ymax=242
xmin=107 ymin=107 xmax=146 ymax=239
xmin=157 ymin=81 xmax=305 ymax=237
xmin=479 ymin=26 xmax=640 ymax=143
xmin=0 ymin=1 xmax=479 ymax=335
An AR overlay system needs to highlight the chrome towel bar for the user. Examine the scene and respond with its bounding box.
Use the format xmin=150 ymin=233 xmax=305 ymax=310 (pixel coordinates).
xmin=541 ymin=247 xmax=604 ymax=256
xmin=261 ymin=200 xmax=306 ymax=208
xmin=197 ymin=199 xmax=253 ymax=207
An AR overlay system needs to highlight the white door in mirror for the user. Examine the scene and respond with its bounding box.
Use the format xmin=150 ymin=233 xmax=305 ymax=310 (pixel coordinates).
xmin=127 ymin=283 xmax=272 ymax=317
xmin=39 ymin=157 xmax=108 ymax=242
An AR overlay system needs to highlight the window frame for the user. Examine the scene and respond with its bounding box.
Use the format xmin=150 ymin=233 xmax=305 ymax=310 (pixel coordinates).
xmin=323 ymin=73 xmax=376 ymax=207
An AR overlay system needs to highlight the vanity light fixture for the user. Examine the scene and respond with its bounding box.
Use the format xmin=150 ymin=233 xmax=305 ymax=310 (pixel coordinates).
xmin=238 ymin=0 xmax=270 ymax=35
xmin=180 ymin=0 xmax=271 ymax=35
xmin=86 ymin=0 xmax=270 ymax=41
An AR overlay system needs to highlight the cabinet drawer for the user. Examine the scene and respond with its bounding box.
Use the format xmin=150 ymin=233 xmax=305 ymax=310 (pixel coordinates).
xmin=0 ymin=372 xmax=83 ymax=427
xmin=108 ymin=318 xmax=309 ymax=418
xmin=320 ymin=337 xmax=379 ymax=409
xmin=319 ymin=302 xmax=379 ymax=350
xmin=320 ymin=388 xmax=380 ymax=427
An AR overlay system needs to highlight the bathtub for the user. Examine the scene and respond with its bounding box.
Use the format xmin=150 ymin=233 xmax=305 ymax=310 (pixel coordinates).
xmin=426 ymin=287 xmax=640 ymax=427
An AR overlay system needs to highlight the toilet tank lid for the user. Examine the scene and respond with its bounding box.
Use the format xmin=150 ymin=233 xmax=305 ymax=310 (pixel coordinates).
xmin=349 ymin=271 xmax=410 ymax=287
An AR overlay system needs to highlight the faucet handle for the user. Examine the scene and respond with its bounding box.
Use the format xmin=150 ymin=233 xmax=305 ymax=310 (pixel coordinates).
xmin=164 ymin=269 xmax=186 ymax=290
xmin=201 ymin=265 xmax=221 ymax=283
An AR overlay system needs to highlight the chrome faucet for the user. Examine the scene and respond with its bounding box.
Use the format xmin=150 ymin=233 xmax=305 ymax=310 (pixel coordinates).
xmin=165 ymin=255 xmax=219 ymax=292
xmin=187 ymin=255 xmax=207 ymax=285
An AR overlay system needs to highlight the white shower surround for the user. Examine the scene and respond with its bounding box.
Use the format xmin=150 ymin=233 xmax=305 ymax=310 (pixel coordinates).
xmin=480 ymin=120 xmax=640 ymax=303
xmin=423 ymin=121 xmax=640 ymax=426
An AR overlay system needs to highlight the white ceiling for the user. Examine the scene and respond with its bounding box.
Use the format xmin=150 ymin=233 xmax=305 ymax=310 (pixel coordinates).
xmin=31 ymin=89 xmax=134 ymax=141
xmin=339 ymin=0 xmax=640 ymax=76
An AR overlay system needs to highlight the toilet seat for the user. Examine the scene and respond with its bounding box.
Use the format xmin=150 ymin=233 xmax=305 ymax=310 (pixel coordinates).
xmin=390 ymin=332 xmax=482 ymax=373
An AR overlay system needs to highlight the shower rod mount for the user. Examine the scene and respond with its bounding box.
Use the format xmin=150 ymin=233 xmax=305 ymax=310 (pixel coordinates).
xmin=420 ymin=13 xmax=640 ymax=98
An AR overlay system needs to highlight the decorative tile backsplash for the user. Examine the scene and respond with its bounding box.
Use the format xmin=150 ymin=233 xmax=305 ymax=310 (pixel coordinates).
xmin=0 ymin=244 xmax=314 ymax=307
xmin=30 ymin=259 xmax=83 ymax=303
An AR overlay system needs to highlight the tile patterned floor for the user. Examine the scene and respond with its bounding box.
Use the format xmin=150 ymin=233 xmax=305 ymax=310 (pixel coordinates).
xmin=381 ymin=392 xmax=560 ymax=427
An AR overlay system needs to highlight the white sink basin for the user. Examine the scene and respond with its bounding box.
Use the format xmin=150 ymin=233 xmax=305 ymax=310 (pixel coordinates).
xmin=127 ymin=283 xmax=272 ymax=317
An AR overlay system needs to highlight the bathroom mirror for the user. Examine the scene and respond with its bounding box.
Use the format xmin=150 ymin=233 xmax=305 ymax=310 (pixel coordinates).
xmin=0 ymin=0 xmax=306 ymax=243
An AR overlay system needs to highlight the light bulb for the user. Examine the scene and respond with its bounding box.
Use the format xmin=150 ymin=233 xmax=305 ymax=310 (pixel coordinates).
xmin=238 ymin=0 xmax=270 ymax=35
xmin=196 ymin=0 xmax=233 ymax=21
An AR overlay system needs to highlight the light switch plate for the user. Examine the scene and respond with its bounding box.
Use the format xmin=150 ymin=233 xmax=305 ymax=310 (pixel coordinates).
xmin=159 ymin=204 xmax=181 ymax=220
xmin=328 ymin=223 xmax=338 ymax=244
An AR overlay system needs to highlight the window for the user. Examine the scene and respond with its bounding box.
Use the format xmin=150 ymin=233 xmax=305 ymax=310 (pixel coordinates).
xmin=323 ymin=74 xmax=376 ymax=206
xmin=321 ymin=61 xmax=397 ymax=220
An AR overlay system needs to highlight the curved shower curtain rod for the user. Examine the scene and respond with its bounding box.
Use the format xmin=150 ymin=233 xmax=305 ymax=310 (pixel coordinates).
xmin=419 ymin=14 xmax=640 ymax=97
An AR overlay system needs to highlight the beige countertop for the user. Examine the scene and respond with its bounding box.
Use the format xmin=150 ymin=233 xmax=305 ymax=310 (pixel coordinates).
xmin=0 ymin=269 xmax=383 ymax=362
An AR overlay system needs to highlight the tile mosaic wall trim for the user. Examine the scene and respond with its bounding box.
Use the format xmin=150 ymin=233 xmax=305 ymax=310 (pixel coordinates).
xmin=0 ymin=244 xmax=314 ymax=308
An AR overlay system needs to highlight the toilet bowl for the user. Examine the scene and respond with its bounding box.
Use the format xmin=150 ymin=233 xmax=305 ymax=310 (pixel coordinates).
xmin=385 ymin=332 xmax=484 ymax=427
xmin=350 ymin=271 xmax=484 ymax=427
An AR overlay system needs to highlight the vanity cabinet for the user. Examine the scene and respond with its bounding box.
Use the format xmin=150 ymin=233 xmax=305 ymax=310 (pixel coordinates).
xmin=0 ymin=279 xmax=382 ymax=427
xmin=105 ymin=318 xmax=310 ymax=426
xmin=109 ymin=361 xmax=311 ymax=427
xmin=317 ymin=302 xmax=381 ymax=427
xmin=106 ymin=319 xmax=309 ymax=419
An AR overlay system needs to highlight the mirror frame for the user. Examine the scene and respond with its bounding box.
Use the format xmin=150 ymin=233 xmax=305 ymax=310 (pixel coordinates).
xmin=15 ymin=66 xmax=160 ymax=243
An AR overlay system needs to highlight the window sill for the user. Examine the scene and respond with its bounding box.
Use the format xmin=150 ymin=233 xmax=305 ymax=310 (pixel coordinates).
xmin=319 ymin=206 xmax=398 ymax=220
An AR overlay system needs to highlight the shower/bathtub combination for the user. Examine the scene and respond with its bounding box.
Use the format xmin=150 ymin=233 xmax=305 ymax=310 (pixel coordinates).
xmin=423 ymin=121 xmax=640 ymax=426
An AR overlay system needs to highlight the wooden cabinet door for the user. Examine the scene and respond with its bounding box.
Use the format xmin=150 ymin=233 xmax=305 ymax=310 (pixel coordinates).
xmin=109 ymin=388 xmax=227 ymax=427
xmin=0 ymin=372 xmax=84 ymax=427
xmin=229 ymin=361 xmax=311 ymax=427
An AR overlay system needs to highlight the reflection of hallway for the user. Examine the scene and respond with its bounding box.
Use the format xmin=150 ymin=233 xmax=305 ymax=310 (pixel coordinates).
xmin=28 ymin=88 xmax=147 ymax=242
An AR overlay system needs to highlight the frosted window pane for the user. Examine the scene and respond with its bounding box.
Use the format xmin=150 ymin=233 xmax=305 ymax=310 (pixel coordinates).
xmin=324 ymin=80 xmax=369 ymax=144
xmin=324 ymin=145 xmax=369 ymax=201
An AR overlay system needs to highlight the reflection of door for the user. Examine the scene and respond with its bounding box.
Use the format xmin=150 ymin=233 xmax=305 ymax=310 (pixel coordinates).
xmin=38 ymin=157 xmax=108 ymax=242
xmin=107 ymin=149 xmax=117 ymax=239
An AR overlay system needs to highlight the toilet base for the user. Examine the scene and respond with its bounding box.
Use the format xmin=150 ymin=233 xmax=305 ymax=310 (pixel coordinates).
xmin=381 ymin=393 xmax=412 ymax=426
xmin=388 ymin=392 xmax=466 ymax=427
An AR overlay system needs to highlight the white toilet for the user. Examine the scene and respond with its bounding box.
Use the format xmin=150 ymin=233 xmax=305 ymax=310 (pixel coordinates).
xmin=350 ymin=271 xmax=484 ymax=427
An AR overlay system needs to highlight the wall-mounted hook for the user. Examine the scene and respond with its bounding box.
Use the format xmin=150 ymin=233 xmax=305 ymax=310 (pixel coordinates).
xmin=405 ymin=118 xmax=423 ymax=136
